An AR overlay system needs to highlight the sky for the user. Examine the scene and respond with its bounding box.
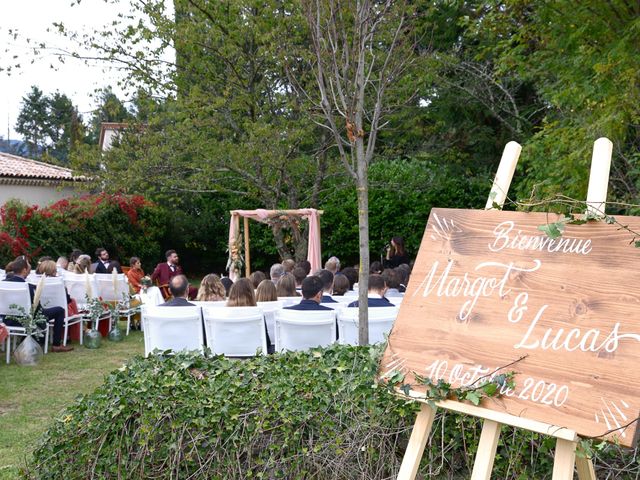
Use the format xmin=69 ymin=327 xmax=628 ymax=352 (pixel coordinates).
xmin=0 ymin=0 xmax=166 ymax=141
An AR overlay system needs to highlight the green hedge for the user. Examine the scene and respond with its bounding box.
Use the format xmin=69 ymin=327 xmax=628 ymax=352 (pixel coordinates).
xmin=25 ymin=345 xmax=640 ymax=479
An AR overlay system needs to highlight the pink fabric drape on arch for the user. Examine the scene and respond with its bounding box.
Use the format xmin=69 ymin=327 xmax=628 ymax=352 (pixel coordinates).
xmin=227 ymin=209 xmax=322 ymax=282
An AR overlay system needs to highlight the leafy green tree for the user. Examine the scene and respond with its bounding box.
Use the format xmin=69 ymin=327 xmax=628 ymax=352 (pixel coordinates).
xmin=15 ymin=86 xmax=85 ymax=164
xmin=15 ymin=86 xmax=49 ymax=158
xmin=467 ymin=0 xmax=640 ymax=204
xmin=87 ymin=87 xmax=132 ymax=144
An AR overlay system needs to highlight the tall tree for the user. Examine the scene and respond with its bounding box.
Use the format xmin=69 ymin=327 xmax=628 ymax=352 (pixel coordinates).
xmin=66 ymin=0 xmax=338 ymax=262
xmin=15 ymin=86 xmax=85 ymax=163
xmin=301 ymin=0 xmax=417 ymax=344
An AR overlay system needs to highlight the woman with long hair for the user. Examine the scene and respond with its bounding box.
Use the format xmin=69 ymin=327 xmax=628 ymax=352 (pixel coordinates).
xmin=73 ymin=255 xmax=92 ymax=274
xmin=255 ymin=279 xmax=277 ymax=302
xmin=276 ymin=272 xmax=298 ymax=297
xmin=226 ymin=278 xmax=257 ymax=307
xmin=384 ymin=236 xmax=410 ymax=268
xmin=197 ymin=274 xmax=226 ymax=301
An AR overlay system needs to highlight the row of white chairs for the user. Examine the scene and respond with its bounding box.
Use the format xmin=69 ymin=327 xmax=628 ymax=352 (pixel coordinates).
xmin=142 ymin=304 xmax=398 ymax=357
xmin=0 ymin=274 xmax=136 ymax=363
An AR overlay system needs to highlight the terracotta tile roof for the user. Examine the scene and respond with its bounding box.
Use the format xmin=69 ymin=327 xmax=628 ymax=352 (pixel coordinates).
xmin=0 ymin=152 xmax=81 ymax=181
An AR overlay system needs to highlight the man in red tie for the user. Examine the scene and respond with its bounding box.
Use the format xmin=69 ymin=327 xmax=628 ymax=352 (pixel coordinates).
xmin=151 ymin=250 xmax=197 ymax=299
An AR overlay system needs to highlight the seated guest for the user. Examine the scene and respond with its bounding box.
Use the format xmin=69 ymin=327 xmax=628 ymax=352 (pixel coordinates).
xmin=67 ymin=249 xmax=83 ymax=272
xmin=332 ymin=274 xmax=350 ymax=296
xmin=151 ymin=249 xmax=197 ymax=299
xmin=2 ymin=256 xmax=73 ymax=352
xmin=370 ymin=261 xmax=383 ymax=275
xmin=296 ymin=260 xmax=311 ymax=276
xmin=292 ymin=267 xmax=306 ymax=292
xmin=95 ymin=248 xmax=122 ymax=274
xmin=126 ymin=257 xmax=145 ymax=294
xmin=316 ymin=269 xmax=337 ymax=303
xmin=256 ymin=279 xmax=277 ymax=302
xmin=276 ymin=272 xmax=299 ymax=297
xmin=348 ymin=274 xmax=394 ymax=308
xmin=226 ymin=278 xmax=257 ymax=307
xmin=73 ymin=255 xmax=92 ymax=274
xmin=196 ymin=274 xmax=226 ymax=301
xmin=221 ymin=276 xmax=233 ymax=297
xmin=161 ymin=275 xmax=195 ymax=307
xmin=270 ymin=263 xmax=284 ymax=283
xmin=56 ymin=256 xmax=68 ymax=276
xmin=382 ymin=269 xmax=403 ymax=297
xmin=282 ymin=259 xmax=296 ymax=273
xmin=396 ymin=264 xmax=411 ymax=293
xmin=285 ymin=276 xmax=333 ymax=311
xmin=324 ymin=256 xmax=340 ymax=274
xmin=249 ymin=270 xmax=266 ymax=289
xmin=36 ymin=260 xmax=79 ymax=316
xmin=341 ymin=267 xmax=358 ymax=291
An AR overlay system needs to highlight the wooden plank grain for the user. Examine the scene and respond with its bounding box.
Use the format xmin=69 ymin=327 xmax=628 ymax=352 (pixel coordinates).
xmin=381 ymin=208 xmax=640 ymax=446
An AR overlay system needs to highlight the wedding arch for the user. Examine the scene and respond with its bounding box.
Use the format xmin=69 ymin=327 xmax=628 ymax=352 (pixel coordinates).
xmin=227 ymin=208 xmax=323 ymax=281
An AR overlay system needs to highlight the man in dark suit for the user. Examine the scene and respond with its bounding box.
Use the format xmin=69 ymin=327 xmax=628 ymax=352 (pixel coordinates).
xmin=161 ymin=275 xmax=195 ymax=307
xmin=2 ymin=256 xmax=72 ymax=352
xmin=348 ymin=274 xmax=394 ymax=308
xmin=94 ymin=248 xmax=122 ymax=274
xmin=285 ymin=276 xmax=333 ymax=311
xmin=151 ymin=249 xmax=197 ymax=299
xmin=316 ymin=269 xmax=337 ymax=303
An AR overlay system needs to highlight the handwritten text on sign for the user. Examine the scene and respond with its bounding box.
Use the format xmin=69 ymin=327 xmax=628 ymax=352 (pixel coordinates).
xmin=381 ymin=208 xmax=640 ymax=446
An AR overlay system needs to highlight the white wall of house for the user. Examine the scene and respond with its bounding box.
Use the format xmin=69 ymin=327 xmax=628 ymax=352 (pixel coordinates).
xmin=0 ymin=183 xmax=81 ymax=206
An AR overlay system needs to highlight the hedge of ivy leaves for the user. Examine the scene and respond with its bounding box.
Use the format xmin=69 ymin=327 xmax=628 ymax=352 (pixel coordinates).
xmin=26 ymin=345 xmax=640 ymax=479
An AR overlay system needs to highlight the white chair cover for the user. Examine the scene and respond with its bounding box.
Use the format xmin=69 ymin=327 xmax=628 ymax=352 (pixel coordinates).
xmin=141 ymin=305 xmax=204 ymax=356
xmin=202 ymin=306 xmax=267 ymax=357
xmin=337 ymin=306 xmax=399 ymax=345
xmin=275 ymin=309 xmax=336 ymax=352
xmin=257 ymin=300 xmax=283 ymax=346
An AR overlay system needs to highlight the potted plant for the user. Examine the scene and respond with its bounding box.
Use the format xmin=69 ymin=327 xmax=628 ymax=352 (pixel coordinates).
xmin=84 ymin=296 xmax=110 ymax=349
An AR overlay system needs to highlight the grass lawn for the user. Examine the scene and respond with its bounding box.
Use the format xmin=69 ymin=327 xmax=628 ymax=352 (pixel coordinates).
xmin=0 ymin=326 xmax=144 ymax=480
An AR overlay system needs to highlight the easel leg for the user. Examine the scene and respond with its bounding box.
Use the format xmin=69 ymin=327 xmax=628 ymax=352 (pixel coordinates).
xmin=553 ymin=439 xmax=577 ymax=480
xmin=471 ymin=420 xmax=502 ymax=480
xmin=397 ymin=403 xmax=437 ymax=480
xmin=575 ymin=456 xmax=596 ymax=480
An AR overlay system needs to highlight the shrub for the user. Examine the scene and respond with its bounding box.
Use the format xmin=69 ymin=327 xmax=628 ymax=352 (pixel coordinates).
xmin=0 ymin=194 xmax=167 ymax=270
xmin=27 ymin=346 xmax=417 ymax=479
xmin=25 ymin=345 xmax=640 ymax=479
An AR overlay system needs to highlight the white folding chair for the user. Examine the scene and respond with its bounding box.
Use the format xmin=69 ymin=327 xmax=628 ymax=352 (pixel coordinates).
xmin=191 ymin=301 xmax=227 ymax=309
xmin=64 ymin=273 xmax=111 ymax=333
xmin=64 ymin=273 xmax=96 ymax=310
xmin=141 ymin=305 xmax=204 ymax=357
xmin=337 ymin=306 xmax=399 ymax=345
xmin=278 ymin=296 xmax=303 ymax=307
xmin=94 ymin=273 xmax=139 ymax=335
xmin=257 ymin=301 xmax=283 ymax=346
xmin=0 ymin=282 xmax=49 ymax=363
xmin=388 ymin=296 xmax=404 ymax=306
xmin=0 ymin=269 xmax=5 ymax=280
xmin=32 ymin=276 xmax=84 ymax=346
xmin=202 ymin=306 xmax=267 ymax=357
xmin=275 ymin=309 xmax=336 ymax=352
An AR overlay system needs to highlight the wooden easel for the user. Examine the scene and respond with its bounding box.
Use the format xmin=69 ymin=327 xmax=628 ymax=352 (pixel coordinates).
xmin=397 ymin=138 xmax=613 ymax=480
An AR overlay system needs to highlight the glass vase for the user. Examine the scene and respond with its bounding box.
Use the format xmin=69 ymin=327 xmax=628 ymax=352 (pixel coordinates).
xmin=14 ymin=335 xmax=44 ymax=366
xmin=108 ymin=323 xmax=124 ymax=342
xmin=84 ymin=328 xmax=102 ymax=349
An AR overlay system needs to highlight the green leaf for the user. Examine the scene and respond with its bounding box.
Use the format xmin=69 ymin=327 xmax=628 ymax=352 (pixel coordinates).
xmin=464 ymin=391 xmax=482 ymax=406
xmin=537 ymin=221 xmax=565 ymax=239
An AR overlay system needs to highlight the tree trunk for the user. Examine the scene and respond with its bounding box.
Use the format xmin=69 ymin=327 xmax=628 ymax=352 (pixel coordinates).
xmin=356 ymin=141 xmax=369 ymax=346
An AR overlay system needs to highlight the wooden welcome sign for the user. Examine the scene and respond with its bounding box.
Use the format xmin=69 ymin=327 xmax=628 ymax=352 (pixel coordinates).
xmin=381 ymin=208 xmax=640 ymax=447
